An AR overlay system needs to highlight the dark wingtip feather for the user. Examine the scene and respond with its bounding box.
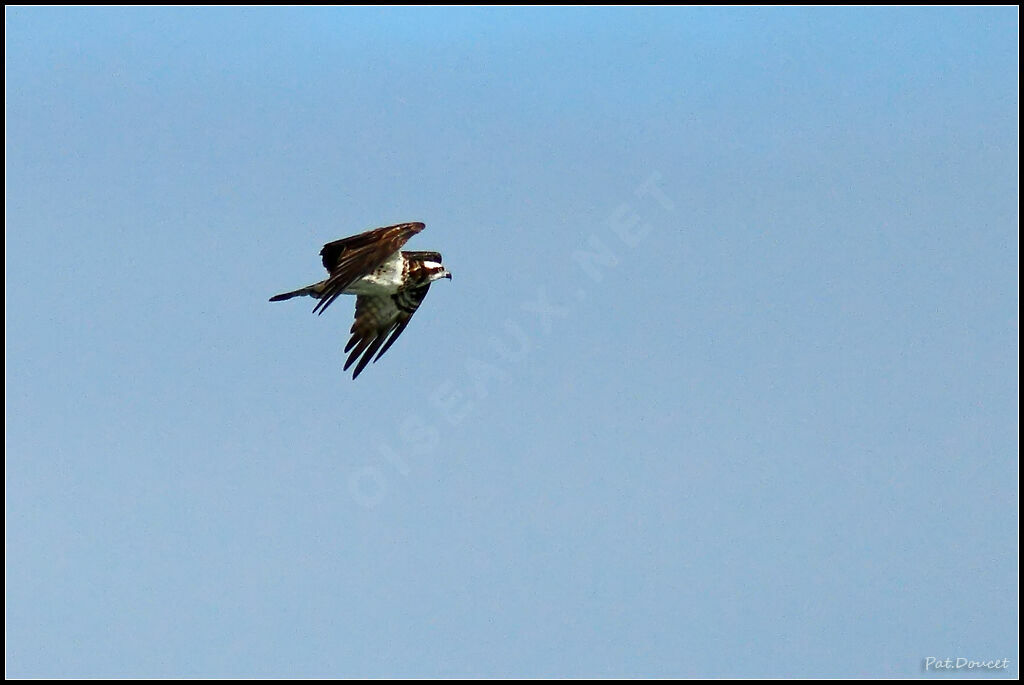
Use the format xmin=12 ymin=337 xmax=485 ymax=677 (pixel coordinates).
xmin=373 ymin=319 xmax=411 ymax=364
xmin=352 ymin=334 xmax=389 ymax=379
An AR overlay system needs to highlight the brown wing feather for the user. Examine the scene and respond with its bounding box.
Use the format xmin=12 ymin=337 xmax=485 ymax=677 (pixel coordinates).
xmin=401 ymin=250 xmax=442 ymax=263
xmin=313 ymin=222 xmax=425 ymax=316
xmin=343 ymin=285 xmax=431 ymax=379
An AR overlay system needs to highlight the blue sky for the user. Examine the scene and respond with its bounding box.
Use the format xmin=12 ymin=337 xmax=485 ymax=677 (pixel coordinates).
xmin=5 ymin=7 xmax=1018 ymax=678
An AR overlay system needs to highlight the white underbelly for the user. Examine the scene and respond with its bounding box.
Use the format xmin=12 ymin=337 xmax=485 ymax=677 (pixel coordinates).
xmin=343 ymin=251 xmax=404 ymax=295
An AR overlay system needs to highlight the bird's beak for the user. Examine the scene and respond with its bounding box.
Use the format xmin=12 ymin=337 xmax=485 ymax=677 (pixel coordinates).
xmin=445 ymin=272 xmax=452 ymax=280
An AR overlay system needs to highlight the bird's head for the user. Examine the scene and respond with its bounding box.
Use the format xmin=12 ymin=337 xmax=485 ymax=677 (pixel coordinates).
xmin=420 ymin=261 xmax=452 ymax=284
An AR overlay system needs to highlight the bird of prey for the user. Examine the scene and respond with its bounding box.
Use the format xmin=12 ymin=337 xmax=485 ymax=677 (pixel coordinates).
xmin=270 ymin=221 xmax=451 ymax=379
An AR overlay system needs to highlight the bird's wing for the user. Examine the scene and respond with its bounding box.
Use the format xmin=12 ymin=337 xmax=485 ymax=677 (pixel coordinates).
xmin=401 ymin=250 xmax=443 ymax=263
xmin=344 ymin=285 xmax=432 ymax=379
xmin=313 ymin=222 xmax=425 ymax=315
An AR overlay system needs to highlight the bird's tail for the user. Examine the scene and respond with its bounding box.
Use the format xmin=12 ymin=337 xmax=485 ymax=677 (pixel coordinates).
xmin=269 ymin=284 xmax=321 ymax=302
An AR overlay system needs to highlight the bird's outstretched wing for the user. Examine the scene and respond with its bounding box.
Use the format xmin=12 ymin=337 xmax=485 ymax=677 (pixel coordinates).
xmin=344 ymin=286 xmax=432 ymax=379
xmin=313 ymin=222 xmax=425 ymax=316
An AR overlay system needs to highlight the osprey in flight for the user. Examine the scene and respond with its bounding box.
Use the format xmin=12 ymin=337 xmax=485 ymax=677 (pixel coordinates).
xmin=270 ymin=221 xmax=451 ymax=379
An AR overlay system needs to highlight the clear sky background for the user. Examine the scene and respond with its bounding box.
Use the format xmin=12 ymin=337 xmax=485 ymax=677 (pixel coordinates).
xmin=5 ymin=7 xmax=1018 ymax=678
